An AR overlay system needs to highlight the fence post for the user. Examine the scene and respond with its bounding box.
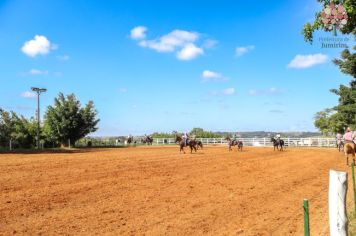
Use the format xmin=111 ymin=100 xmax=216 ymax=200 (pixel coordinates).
xmin=303 ymin=199 xmax=310 ymax=236
xmin=68 ymin=139 xmax=71 ymax=148
xmin=329 ymin=170 xmax=348 ymax=235
xmin=9 ymin=140 xmax=12 ymax=151
xmin=352 ymin=163 xmax=356 ymax=218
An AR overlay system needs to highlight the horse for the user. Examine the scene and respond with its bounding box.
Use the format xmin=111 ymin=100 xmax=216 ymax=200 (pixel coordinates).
xmin=337 ymin=139 xmax=344 ymax=152
xmin=141 ymin=136 xmax=153 ymax=145
xmin=175 ymin=136 xmax=197 ymax=154
xmin=344 ymin=142 xmax=355 ymax=166
xmin=271 ymin=137 xmax=284 ymax=151
xmin=225 ymin=137 xmax=243 ymax=151
xmin=237 ymin=140 xmax=243 ymax=151
xmin=127 ymin=137 xmax=133 ymax=145
xmin=196 ymin=140 xmax=203 ymax=150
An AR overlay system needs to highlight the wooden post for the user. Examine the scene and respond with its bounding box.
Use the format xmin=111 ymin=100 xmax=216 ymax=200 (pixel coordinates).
xmin=303 ymin=199 xmax=310 ymax=236
xmin=352 ymin=163 xmax=356 ymax=218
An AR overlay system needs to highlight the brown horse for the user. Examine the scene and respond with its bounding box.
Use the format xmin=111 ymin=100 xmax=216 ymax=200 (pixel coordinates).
xmin=344 ymin=142 xmax=355 ymax=166
xmin=175 ymin=136 xmax=197 ymax=154
xmin=225 ymin=137 xmax=243 ymax=151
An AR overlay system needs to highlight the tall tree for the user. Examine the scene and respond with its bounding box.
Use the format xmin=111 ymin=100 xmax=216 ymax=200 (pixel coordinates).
xmin=43 ymin=93 xmax=99 ymax=147
xmin=0 ymin=109 xmax=37 ymax=148
xmin=302 ymin=0 xmax=356 ymax=134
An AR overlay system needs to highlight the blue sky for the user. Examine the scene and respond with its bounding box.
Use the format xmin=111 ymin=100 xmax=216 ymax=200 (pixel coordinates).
xmin=0 ymin=0 xmax=354 ymax=136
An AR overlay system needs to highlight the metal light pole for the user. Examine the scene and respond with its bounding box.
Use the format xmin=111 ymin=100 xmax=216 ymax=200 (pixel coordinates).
xmin=31 ymin=87 xmax=47 ymax=149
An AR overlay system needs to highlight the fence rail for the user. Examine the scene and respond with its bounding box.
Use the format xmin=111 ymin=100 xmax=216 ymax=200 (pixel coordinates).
xmin=75 ymin=137 xmax=339 ymax=148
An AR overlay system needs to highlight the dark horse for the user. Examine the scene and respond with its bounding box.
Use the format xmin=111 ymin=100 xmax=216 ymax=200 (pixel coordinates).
xmin=271 ymin=137 xmax=284 ymax=151
xmin=127 ymin=136 xmax=133 ymax=145
xmin=141 ymin=136 xmax=153 ymax=145
xmin=175 ymin=136 xmax=197 ymax=154
xmin=225 ymin=137 xmax=243 ymax=151
xmin=196 ymin=140 xmax=203 ymax=150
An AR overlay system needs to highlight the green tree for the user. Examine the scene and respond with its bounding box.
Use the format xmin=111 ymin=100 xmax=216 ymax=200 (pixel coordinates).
xmin=189 ymin=127 xmax=221 ymax=138
xmin=302 ymin=0 xmax=356 ymax=134
xmin=11 ymin=114 xmax=37 ymax=148
xmin=0 ymin=109 xmax=37 ymax=148
xmin=0 ymin=109 xmax=13 ymax=147
xmin=43 ymin=93 xmax=99 ymax=147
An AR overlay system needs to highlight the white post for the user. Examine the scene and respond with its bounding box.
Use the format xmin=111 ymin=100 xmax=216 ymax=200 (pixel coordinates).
xmin=9 ymin=140 xmax=12 ymax=151
xmin=68 ymin=139 xmax=71 ymax=149
xmin=264 ymin=138 xmax=266 ymax=146
xmin=329 ymin=170 xmax=348 ymax=236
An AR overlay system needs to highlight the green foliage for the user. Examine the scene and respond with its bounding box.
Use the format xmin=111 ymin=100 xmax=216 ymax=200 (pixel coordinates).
xmin=302 ymin=0 xmax=356 ymax=42
xmin=333 ymin=45 xmax=356 ymax=78
xmin=330 ymin=80 xmax=356 ymax=129
xmin=189 ymin=127 xmax=222 ymax=138
xmin=151 ymin=132 xmax=175 ymax=138
xmin=43 ymin=93 xmax=99 ymax=147
xmin=314 ymin=109 xmax=345 ymax=135
xmin=0 ymin=109 xmax=37 ymax=148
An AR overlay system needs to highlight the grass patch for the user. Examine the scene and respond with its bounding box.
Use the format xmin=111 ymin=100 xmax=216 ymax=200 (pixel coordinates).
xmin=349 ymin=211 xmax=356 ymax=235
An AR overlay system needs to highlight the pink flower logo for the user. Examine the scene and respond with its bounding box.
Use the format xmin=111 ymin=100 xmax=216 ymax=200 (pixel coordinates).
xmin=320 ymin=2 xmax=348 ymax=35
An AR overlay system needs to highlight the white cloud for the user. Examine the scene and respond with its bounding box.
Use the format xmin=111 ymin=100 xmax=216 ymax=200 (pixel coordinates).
xmin=223 ymin=87 xmax=235 ymax=95
xmin=132 ymin=27 xmax=208 ymax=60
xmin=21 ymin=91 xmax=36 ymax=98
xmin=21 ymin=35 xmax=57 ymax=57
xmin=177 ymin=43 xmax=203 ymax=60
xmin=130 ymin=26 xmax=147 ymax=40
xmin=235 ymin=45 xmax=255 ymax=57
xmin=29 ymin=69 xmax=48 ymax=75
xmin=287 ymin=53 xmax=328 ymax=68
xmin=57 ymin=55 xmax=70 ymax=61
xmin=201 ymin=70 xmax=228 ymax=82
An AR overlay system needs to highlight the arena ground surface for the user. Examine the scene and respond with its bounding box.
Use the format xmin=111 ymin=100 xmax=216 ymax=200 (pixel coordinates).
xmin=0 ymin=146 xmax=353 ymax=235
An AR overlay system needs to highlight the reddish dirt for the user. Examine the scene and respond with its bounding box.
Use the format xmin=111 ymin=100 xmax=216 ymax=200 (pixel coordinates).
xmin=0 ymin=146 xmax=353 ymax=235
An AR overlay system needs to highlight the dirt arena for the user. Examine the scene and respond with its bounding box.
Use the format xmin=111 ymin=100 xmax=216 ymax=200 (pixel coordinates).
xmin=0 ymin=146 xmax=353 ymax=235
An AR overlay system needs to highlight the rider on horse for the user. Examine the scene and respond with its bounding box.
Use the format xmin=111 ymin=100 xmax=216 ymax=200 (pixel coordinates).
xmin=344 ymin=127 xmax=355 ymax=149
xmin=232 ymin=133 xmax=237 ymax=143
xmin=183 ymin=132 xmax=189 ymax=146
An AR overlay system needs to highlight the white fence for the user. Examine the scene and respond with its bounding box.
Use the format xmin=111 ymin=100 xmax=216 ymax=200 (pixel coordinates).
xmin=76 ymin=137 xmax=339 ymax=148
xmin=151 ymin=137 xmax=337 ymax=147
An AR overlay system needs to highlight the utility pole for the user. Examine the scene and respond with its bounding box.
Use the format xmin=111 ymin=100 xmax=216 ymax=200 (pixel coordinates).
xmin=31 ymin=87 xmax=47 ymax=149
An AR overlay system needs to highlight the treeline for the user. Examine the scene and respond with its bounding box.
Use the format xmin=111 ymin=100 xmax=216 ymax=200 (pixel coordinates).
xmin=150 ymin=129 xmax=319 ymax=139
xmin=0 ymin=93 xmax=99 ymax=149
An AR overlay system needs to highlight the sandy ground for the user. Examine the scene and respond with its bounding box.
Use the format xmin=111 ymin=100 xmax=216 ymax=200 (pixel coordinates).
xmin=0 ymin=146 xmax=353 ymax=235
